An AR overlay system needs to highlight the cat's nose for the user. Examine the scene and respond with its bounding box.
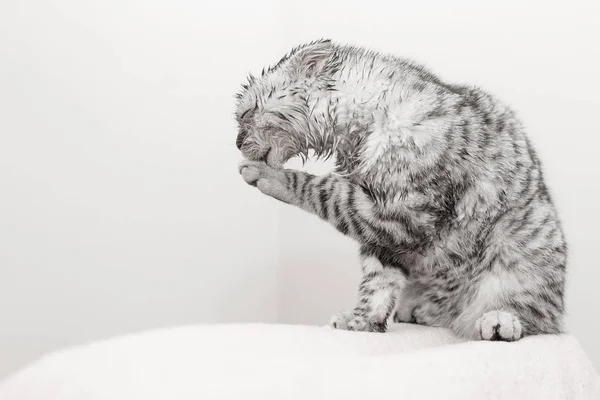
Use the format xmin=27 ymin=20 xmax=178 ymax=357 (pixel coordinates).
xmin=236 ymin=130 xmax=248 ymax=150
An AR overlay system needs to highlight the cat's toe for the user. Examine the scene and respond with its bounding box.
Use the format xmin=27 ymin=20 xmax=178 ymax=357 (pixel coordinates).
xmin=476 ymin=311 xmax=522 ymax=341
xmin=329 ymin=311 xmax=354 ymax=330
xmin=240 ymin=165 xmax=261 ymax=185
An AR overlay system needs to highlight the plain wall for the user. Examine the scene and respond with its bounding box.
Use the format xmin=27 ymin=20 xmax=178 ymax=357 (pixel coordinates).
xmin=0 ymin=0 xmax=286 ymax=378
xmin=277 ymin=0 xmax=600 ymax=367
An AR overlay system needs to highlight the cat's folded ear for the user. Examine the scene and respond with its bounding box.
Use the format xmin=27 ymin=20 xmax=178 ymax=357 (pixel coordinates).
xmin=289 ymin=39 xmax=335 ymax=77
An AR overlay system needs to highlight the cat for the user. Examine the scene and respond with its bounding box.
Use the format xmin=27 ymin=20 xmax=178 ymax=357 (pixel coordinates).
xmin=235 ymin=39 xmax=566 ymax=341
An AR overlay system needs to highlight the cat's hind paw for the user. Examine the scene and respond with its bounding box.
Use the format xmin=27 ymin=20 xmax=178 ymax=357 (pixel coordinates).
xmin=476 ymin=310 xmax=522 ymax=341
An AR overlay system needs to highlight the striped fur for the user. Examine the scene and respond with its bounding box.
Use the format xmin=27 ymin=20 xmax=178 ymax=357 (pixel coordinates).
xmin=236 ymin=40 xmax=567 ymax=341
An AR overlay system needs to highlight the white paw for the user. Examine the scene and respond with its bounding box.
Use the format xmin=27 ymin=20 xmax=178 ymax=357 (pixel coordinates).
xmin=238 ymin=160 xmax=291 ymax=202
xmin=476 ymin=311 xmax=522 ymax=341
xmin=239 ymin=160 xmax=277 ymax=186
xmin=329 ymin=311 xmax=385 ymax=332
xmin=329 ymin=310 xmax=353 ymax=330
xmin=240 ymin=165 xmax=261 ymax=186
xmin=255 ymin=179 xmax=289 ymax=202
xmin=393 ymin=303 xmax=416 ymax=323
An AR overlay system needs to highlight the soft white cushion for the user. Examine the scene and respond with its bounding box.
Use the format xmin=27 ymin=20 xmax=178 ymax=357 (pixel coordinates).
xmin=0 ymin=323 xmax=598 ymax=399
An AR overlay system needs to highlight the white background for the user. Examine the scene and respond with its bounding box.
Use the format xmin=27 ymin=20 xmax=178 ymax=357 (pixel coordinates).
xmin=1 ymin=0 xmax=599 ymax=378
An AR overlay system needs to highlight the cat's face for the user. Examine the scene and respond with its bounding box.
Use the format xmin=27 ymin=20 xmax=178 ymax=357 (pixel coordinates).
xmin=234 ymin=40 xmax=335 ymax=167
xmin=235 ymin=93 xmax=302 ymax=167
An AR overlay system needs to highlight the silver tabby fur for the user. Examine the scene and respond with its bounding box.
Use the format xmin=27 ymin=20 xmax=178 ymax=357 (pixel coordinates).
xmin=235 ymin=40 xmax=566 ymax=341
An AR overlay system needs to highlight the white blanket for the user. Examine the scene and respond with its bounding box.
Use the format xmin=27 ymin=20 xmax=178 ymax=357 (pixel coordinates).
xmin=0 ymin=323 xmax=598 ymax=399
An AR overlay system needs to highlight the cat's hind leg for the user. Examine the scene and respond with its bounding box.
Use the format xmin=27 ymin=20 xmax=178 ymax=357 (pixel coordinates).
xmin=457 ymin=267 xmax=562 ymax=341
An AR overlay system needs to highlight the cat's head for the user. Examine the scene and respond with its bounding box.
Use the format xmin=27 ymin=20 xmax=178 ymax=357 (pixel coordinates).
xmin=234 ymin=39 xmax=337 ymax=167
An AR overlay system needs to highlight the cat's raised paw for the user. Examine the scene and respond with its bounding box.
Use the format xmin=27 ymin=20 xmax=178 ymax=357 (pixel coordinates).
xmin=239 ymin=160 xmax=272 ymax=186
xmin=476 ymin=310 xmax=522 ymax=341
xmin=239 ymin=161 xmax=292 ymax=202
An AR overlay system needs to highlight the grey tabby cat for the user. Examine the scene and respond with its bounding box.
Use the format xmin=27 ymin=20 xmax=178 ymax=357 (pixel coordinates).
xmin=235 ymin=40 xmax=566 ymax=341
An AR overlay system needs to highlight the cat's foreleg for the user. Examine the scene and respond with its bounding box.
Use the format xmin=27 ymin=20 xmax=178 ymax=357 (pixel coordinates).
xmin=330 ymin=253 xmax=407 ymax=332
xmin=240 ymin=161 xmax=414 ymax=333
xmin=239 ymin=161 xmax=399 ymax=246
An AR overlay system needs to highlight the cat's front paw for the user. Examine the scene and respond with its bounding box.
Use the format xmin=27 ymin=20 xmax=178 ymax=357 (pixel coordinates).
xmin=393 ymin=308 xmax=417 ymax=323
xmin=239 ymin=160 xmax=277 ymax=185
xmin=329 ymin=311 xmax=386 ymax=333
xmin=239 ymin=160 xmax=291 ymax=203
xmin=476 ymin=311 xmax=522 ymax=341
xmin=393 ymin=302 xmax=417 ymax=323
